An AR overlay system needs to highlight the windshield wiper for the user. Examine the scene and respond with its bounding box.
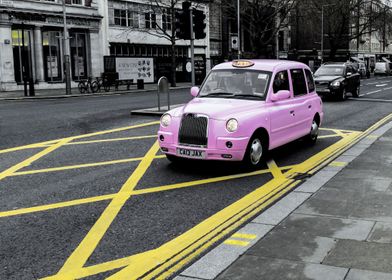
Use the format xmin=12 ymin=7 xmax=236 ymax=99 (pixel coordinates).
xmin=200 ymin=93 xmax=235 ymax=98
xmin=232 ymin=94 xmax=265 ymax=100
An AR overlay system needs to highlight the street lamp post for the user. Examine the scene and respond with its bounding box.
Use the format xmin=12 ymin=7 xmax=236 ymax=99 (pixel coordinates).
xmin=320 ymin=4 xmax=335 ymax=64
xmin=237 ymin=0 xmax=241 ymax=59
xmin=62 ymin=0 xmax=71 ymax=95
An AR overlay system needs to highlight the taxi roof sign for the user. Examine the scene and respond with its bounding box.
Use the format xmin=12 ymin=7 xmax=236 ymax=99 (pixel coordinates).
xmin=232 ymin=60 xmax=254 ymax=68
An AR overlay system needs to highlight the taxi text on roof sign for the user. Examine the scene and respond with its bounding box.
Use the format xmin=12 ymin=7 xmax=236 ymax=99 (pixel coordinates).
xmin=232 ymin=60 xmax=255 ymax=68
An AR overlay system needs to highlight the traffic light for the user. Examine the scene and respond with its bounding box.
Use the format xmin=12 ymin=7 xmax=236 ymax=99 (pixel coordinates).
xmin=175 ymin=1 xmax=191 ymax=40
xmin=193 ymin=9 xmax=206 ymax=39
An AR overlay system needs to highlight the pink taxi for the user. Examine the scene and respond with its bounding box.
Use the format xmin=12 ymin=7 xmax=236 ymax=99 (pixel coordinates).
xmin=158 ymin=60 xmax=324 ymax=167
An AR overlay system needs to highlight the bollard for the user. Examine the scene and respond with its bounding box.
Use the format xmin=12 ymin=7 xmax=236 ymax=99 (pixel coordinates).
xmin=137 ymin=79 xmax=144 ymax=89
xmin=157 ymin=77 xmax=169 ymax=111
xmin=29 ymin=78 xmax=35 ymax=96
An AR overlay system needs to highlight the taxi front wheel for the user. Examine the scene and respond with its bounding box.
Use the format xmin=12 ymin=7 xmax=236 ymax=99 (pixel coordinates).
xmin=243 ymin=134 xmax=267 ymax=168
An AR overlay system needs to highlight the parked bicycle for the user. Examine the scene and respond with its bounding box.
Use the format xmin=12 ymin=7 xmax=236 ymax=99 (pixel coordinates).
xmin=78 ymin=77 xmax=98 ymax=94
xmin=95 ymin=77 xmax=111 ymax=92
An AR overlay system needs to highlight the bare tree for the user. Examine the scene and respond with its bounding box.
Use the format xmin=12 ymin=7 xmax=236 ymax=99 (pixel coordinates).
xmin=302 ymin=0 xmax=392 ymax=59
xmin=220 ymin=0 xmax=297 ymax=58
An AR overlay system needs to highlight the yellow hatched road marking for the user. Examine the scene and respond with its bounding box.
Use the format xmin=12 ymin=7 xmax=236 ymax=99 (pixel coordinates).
xmin=12 ymin=155 xmax=166 ymax=176
xmin=0 ymin=138 xmax=72 ymax=181
xmin=66 ymin=135 xmax=157 ymax=146
xmin=232 ymin=233 xmax=257 ymax=240
xmin=266 ymin=159 xmax=284 ymax=179
xmin=224 ymin=239 xmax=250 ymax=247
xmin=0 ymin=121 xmax=159 ymax=155
xmin=0 ymin=165 xmax=294 ymax=218
xmin=48 ymin=141 xmax=160 ymax=279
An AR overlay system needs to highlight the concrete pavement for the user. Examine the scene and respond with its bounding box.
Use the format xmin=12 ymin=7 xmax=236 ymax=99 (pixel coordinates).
xmin=178 ymin=121 xmax=392 ymax=280
xmin=0 ymin=82 xmax=192 ymax=100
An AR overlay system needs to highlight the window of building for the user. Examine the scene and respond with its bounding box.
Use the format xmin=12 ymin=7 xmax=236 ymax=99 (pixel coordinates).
xmin=273 ymin=70 xmax=290 ymax=93
xmin=145 ymin=13 xmax=156 ymax=29
xmin=290 ymin=69 xmax=308 ymax=96
xmin=162 ymin=9 xmax=172 ymax=31
xmin=304 ymin=69 xmax=315 ymax=93
xmin=42 ymin=31 xmax=62 ymax=82
xmin=113 ymin=9 xmax=139 ymax=28
xmin=72 ymin=0 xmax=84 ymax=5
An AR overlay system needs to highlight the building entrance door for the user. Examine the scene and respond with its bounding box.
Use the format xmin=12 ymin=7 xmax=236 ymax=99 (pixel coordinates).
xmin=43 ymin=31 xmax=62 ymax=82
xmin=12 ymin=28 xmax=33 ymax=83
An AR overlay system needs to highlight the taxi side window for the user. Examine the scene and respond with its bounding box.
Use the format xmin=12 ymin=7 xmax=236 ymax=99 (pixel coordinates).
xmin=273 ymin=70 xmax=290 ymax=93
xmin=290 ymin=69 xmax=308 ymax=96
xmin=304 ymin=69 xmax=315 ymax=93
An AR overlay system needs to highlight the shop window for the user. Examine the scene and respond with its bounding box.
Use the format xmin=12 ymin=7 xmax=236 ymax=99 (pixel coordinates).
xmin=114 ymin=9 xmax=139 ymax=28
xmin=70 ymin=32 xmax=87 ymax=80
xmin=43 ymin=31 xmax=62 ymax=82
xmin=12 ymin=29 xmax=33 ymax=83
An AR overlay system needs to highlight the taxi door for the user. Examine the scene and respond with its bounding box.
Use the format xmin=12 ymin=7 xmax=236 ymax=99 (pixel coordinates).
xmin=269 ymin=70 xmax=298 ymax=149
xmin=288 ymin=68 xmax=314 ymax=138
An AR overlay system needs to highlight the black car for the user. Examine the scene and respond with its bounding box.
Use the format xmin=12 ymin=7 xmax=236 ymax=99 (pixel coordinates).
xmin=314 ymin=62 xmax=360 ymax=100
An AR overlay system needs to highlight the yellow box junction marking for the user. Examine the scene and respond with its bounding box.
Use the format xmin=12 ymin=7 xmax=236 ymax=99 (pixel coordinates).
xmin=266 ymin=159 xmax=285 ymax=179
xmin=48 ymin=141 xmax=160 ymax=279
xmin=0 ymin=165 xmax=294 ymax=218
xmin=1 ymin=118 xmax=389 ymax=280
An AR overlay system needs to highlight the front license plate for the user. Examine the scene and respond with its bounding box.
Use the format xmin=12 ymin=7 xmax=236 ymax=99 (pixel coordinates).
xmin=176 ymin=148 xmax=205 ymax=159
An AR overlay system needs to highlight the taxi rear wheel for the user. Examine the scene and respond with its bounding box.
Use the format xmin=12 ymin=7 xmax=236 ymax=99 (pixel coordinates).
xmin=243 ymin=134 xmax=266 ymax=168
xmin=306 ymin=119 xmax=319 ymax=145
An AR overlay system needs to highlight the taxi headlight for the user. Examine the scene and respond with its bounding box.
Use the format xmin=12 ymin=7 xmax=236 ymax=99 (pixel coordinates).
xmin=161 ymin=114 xmax=172 ymax=127
xmin=226 ymin=118 xmax=238 ymax=132
xmin=331 ymin=80 xmax=341 ymax=87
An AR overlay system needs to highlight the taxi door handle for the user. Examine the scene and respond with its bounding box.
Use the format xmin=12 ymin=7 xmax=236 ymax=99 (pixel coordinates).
xmin=308 ymin=105 xmax=312 ymax=109
xmin=290 ymin=110 xmax=295 ymax=116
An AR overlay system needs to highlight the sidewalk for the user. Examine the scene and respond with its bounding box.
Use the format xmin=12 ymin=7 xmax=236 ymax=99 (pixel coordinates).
xmin=0 ymin=82 xmax=192 ymax=101
xmin=178 ymin=121 xmax=392 ymax=280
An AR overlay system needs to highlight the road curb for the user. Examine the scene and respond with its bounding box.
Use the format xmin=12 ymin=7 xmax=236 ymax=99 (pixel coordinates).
xmin=174 ymin=117 xmax=392 ymax=280
xmin=0 ymin=86 xmax=191 ymax=101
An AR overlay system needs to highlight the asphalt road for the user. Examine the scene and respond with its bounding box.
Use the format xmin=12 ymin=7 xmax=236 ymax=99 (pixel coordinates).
xmin=0 ymin=76 xmax=391 ymax=279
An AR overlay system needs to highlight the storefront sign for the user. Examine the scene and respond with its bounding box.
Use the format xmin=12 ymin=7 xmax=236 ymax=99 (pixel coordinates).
xmin=116 ymin=57 xmax=154 ymax=83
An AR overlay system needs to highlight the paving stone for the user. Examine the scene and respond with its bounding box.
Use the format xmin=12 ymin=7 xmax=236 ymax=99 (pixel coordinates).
xmin=297 ymin=170 xmax=338 ymax=193
xmin=368 ymin=222 xmax=392 ymax=243
xmin=346 ymin=269 xmax=392 ymax=280
xmin=343 ymin=145 xmax=368 ymax=157
xmin=334 ymin=155 xmax=357 ymax=164
xmin=216 ymin=256 xmax=348 ymax=280
xmin=174 ymin=276 xmax=204 ymax=280
xmin=325 ymin=174 xmax=392 ymax=193
xmin=181 ymin=223 xmax=273 ymax=280
xmin=252 ymin=192 xmax=311 ymax=225
xmin=247 ymin=217 xmax=339 ymax=263
xmin=324 ymin=240 xmax=392 ymax=273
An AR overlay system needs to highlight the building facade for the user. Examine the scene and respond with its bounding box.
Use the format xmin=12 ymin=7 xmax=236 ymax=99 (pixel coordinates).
xmin=104 ymin=0 xmax=210 ymax=84
xmin=0 ymin=0 xmax=105 ymax=91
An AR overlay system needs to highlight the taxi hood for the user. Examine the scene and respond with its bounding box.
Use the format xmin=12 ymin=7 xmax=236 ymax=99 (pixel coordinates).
xmin=175 ymin=97 xmax=266 ymax=120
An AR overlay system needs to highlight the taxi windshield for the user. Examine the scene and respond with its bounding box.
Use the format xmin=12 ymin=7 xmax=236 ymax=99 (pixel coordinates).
xmin=314 ymin=66 xmax=345 ymax=76
xmin=199 ymin=69 xmax=271 ymax=100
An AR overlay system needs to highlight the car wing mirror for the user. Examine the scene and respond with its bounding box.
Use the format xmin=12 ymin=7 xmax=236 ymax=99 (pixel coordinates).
xmin=346 ymin=72 xmax=352 ymax=76
xmin=270 ymin=90 xmax=291 ymax=102
xmin=190 ymin=86 xmax=199 ymax=97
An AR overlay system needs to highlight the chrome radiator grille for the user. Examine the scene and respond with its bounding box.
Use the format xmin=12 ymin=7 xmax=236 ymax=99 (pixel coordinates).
xmin=178 ymin=114 xmax=208 ymax=147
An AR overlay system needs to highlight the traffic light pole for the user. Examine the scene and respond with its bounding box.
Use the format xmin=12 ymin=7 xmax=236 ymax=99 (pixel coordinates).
xmin=190 ymin=8 xmax=195 ymax=86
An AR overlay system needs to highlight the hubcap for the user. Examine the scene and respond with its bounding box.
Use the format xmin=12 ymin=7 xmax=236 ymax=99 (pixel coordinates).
xmin=250 ymin=138 xmax=263 ymax=165
xmin=310 ymin=120 xmax=319 ymax=140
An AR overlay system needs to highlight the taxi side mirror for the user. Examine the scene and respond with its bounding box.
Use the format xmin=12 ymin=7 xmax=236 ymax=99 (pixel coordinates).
xmin=346 ymin=72 xmax=353 ymax=76
xmin=270 ymin=90 xmax=290 ymax=102
xmin=190 ymin=86 xmax=199 ymax=97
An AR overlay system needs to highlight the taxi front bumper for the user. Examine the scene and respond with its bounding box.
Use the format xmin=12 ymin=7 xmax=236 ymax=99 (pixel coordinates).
xmin=158 ymin=131 xmax=250 ymax=161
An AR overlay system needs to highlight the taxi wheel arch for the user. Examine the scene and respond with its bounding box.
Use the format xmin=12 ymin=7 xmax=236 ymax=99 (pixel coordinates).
xmin=243 ymin=128 xmax=269 ymax=168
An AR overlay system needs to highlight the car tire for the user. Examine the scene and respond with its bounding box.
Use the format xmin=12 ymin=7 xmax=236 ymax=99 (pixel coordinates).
xmin=305 ymin=119 xmax=319 ymax=145
xmin=339 ymin=89 xmax=347 ymax=101
xmin=243 ymin=134 xmax=266 ymax=169
xmin=352 ymin=85 xmax=360 ymax=98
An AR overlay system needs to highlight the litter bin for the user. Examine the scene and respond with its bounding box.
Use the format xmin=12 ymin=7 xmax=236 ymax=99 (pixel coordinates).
xmin=137 ymin=79 xmax=144 ymax=90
